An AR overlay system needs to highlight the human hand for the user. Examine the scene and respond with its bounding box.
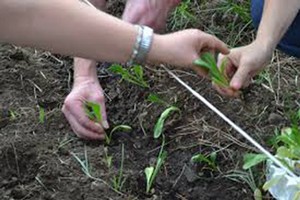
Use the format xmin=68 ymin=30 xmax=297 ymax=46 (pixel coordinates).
xmin=215 ymin=41 xmax=273 ymax=97
xmin=150 ymin=29 xmax=230 ymax=75
xmin=62 ymin=75 xmax=108 ymax=140
xmin=122 ymin=0 xmax=181 ymax=31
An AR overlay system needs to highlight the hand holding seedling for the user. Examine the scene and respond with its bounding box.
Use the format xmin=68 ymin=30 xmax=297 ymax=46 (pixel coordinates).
xmin=215 ymin=41 xmax=272 ymax=97
xmin=62 ymin=75 xmax=108 ymax=140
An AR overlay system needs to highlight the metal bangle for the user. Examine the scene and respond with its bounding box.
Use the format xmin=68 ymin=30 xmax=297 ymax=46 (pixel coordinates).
xmin=135 ymin=26 xmax=154 ymax=64
xmin=127 ymin=25 xmax=143 ymax=66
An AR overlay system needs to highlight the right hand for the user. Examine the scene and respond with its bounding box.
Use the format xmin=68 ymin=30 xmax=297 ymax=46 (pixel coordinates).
xmin=153 ymin=29 xmax=230 ymax=76
xmin=215 ymin=41 xmax=273 ymax=97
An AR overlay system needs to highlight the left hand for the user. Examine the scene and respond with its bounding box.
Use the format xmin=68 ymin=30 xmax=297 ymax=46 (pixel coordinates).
xmin=215 ymin=41 xmax=273 ymax=97
xmin=122 ymin=0 xmax=181 ymax=31
xmin=62 ymin=76 xmax=108 ymax=140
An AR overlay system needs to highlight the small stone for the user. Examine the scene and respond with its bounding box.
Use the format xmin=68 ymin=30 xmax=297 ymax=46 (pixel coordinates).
xmin=58 ymin=124 xmax=64 ymax=130
xmin=90 ymin=181 xmax=106 ymax=191
xmin=184 ymin=166 xmax=199 ymax=183
xmin=268 ymin=113 xmax=284 ymax=125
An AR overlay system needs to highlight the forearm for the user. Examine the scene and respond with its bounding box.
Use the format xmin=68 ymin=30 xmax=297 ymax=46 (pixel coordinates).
xmin=0 ymin=0 xmax=165 ymax=63
xmin=255 ymin=0 xmax=300 ymax=51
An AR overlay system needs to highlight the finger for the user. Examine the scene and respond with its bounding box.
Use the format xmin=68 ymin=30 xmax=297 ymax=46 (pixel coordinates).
xmin=65 ymin=101 xmax=105 ymax=134
xmin=204 ymin=35 xmax=230 ymax=55
xmin=191 ymin=65 xmax=209 ymax=78
xmin=63 ymin=109 xmax=105 ymax=140
xmin=230 ymin=63 xmax=251 ymax=91
xmin=212 ymin=83 xmax=240 ymax=98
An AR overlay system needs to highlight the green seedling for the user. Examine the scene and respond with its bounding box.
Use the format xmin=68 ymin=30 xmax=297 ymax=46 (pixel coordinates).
xmin=9 ymin=110 xmax=18 ymax=121
xmin=243 ymin=153 xmax=268 ymax=170
xmin=169 ymin=0 xmax=196 ymax=30
xmin=242 ymin=109 xmax=300 ymax=199
xmin=39 ymin=106 xmax=45 ymax=123
xmin=191 ymin=152 xmax=217 ymax=170
xmin=225 ymin=169 xmax=261 ymax=200
xmin=194 ymin=52 xmax=229 ymax=88
xmin=71 ymin=146 xmax=124 ymax=195
xmin=154 ymin=106 xmax=180 ymax=139
xmin=109 ymin=64 xmax=149 ymax=88
xmin=112 ymin=143 xmax=126 ymax=192
xmin=145 ymin=136 xmax=167 ymax=194
xmin=147 ymin=93 xmax=168 ymax=106
xmin=71 ymin=145 xmax=91 ymax=176
xmin=105 ymin=125 xmax=132 ymax=145
xmin=84 ymin=101 xmax=102 ymax=123
xmin=104 ymin=147 xmax=113 ymax=169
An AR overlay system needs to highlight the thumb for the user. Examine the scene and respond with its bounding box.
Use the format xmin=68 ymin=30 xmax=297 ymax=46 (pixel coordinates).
xmin=230 ymin=63 xmax=251 ymax=90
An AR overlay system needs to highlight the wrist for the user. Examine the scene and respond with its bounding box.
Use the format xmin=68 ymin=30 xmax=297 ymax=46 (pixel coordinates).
xmin=253 ymin=37 xmax=276 ymax=55
xmin=73 ymin=57 xmax=98 ymax=82
xmin=147 ymin=34 xmax=169 ymax=64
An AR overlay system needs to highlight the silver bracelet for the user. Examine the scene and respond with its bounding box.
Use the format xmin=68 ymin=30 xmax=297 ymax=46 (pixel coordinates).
xmin=127 ymin=25 xmax=154 ymax=66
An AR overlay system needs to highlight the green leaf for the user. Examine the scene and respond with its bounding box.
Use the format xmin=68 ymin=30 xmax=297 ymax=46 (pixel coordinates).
xmin=254 ymin=188 xmax=262 ymax=200
xmin=191 ymin=153 xmax=216 ymax=169
xmin=111 ymin=125 xmax=132 ymax=135
xmin=194 ymin=58 xmax=212 ymax=70
xmin=154 ymin=106 xmax=180 ymax=139
xmin=84 ymin=101 xmax=102 ymax=122
xmin=133 ymin=65 xmax=143 ymax=79
xmin=276 ymin=146 xmax=296 ymax=159
xmin=39 ymin=106 xmax=45 ymax=123
xmin=147 ymin=93 xmax=167 ymax=105
xmin=145 ymin=167 xmax=154 ymax=192
xmin=263 ymin=175 xmax=283 ymax=191
xmin=243 ymin=153 xmax=268 ymax=170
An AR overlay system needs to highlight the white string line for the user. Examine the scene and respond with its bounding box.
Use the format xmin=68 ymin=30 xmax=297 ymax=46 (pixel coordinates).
xmin=163 ymin=66 xmax=297 ymax=178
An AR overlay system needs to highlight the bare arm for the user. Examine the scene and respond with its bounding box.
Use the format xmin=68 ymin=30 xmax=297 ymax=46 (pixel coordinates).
xmin=0 ymin=0 xmax=145 ymax=63
xmin=256 ymin=0 xmax=300 ymax=51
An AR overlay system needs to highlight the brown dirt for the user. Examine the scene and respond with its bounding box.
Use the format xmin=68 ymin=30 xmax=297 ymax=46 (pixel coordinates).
xmin=1 ymin=1 xmax=300 ymax=200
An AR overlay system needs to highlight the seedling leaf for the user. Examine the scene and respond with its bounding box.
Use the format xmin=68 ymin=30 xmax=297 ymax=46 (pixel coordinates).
xmin=105 ymin=125 xmax=132 ymax=145
xmin=191 ymin=153 xmax=216 ymax=169
xmin=84 ymin=101 xmax=102 ymax=122
xmin=194 ymin=52 xmax=229 ymax=87
xmin=147 ymin=93 xmax=167 ymax=105
xmin=154 ymin=106 xmax=180 ymax=139
xmin=263 ymin=175 xmax=283 ymax=191
xmin=145 ymin=167 xmax=154 ymax=191
xmin=243 ymin=153 xmax=268 ymax=170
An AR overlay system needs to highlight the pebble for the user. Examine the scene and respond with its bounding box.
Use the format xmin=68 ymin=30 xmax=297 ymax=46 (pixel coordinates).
xmin=184 ymin=166 xmax=199 ymax=183
xmin=268 ymin=113 xmax=284 ymax=125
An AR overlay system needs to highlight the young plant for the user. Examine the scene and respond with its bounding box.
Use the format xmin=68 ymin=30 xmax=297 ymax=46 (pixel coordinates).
xmin=109 ymin=64 xmax=149 ymax=88
xmin=104 ymin=147 xmax=113 ymax=169
xmin=147 ymin=93 xmax=168 ymax=106
xmin=194 ymin=52 xmax=229 ymax=88
xmin=191 ymin=152 xmax=218 ymax=170
xmin=105 ymin=125 xmax=132 ymax=145
xmin=154 ymin=106 xmax=180 ymax=139
xmin=112 ymin=143 xmax=126 ymax=192
xmin=84 ymin=101 xmax=102 ymax=123
xmin=145 ymin=136 xmax=167 ymax=194
xmin=242 ymin=110 xmax=300 ymax=198
xmin=71 ymin=145 xmax=92 ymax=177
xmin=39 ymin=106 xmax=45 ymax=123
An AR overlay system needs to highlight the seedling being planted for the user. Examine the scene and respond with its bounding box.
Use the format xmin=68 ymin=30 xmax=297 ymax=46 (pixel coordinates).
xmin=145 ymin=136 xmax=167 ymax=194
xmin=105 ymin=125 xmax=132 ymax=145
xmin=154 ymin=106 xmax=180 ymax=139
xmin=84 ymin=101 xmax=102 ymax=123
xmin=109 ymin=64 xmax=149 ymax=88
xmin=194 ymin=52 xmax=229 ymax=87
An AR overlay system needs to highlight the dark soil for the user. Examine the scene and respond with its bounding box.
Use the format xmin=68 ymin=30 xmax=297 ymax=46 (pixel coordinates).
xmin=1 ymin=1 xmax=300 ymax=200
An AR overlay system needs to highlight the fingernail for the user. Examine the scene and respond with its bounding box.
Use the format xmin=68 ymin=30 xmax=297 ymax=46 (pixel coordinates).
xmin=102 ymin=120 xmax=109 ymax=129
